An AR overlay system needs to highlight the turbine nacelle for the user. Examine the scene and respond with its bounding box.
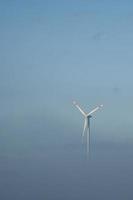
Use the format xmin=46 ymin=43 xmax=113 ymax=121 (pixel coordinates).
xmin=87 ymin=115 xmax=92 ymax=118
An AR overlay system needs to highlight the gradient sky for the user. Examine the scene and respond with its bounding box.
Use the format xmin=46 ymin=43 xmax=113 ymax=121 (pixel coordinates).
xmin=1 ymin=0 xmax=133 ymax=141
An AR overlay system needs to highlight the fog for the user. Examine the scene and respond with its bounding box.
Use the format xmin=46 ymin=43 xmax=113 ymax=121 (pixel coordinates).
xmin=1 ymin=0 xmax=133 ymax=199
xmin=1 ymin=118 xmax=133 ymax=200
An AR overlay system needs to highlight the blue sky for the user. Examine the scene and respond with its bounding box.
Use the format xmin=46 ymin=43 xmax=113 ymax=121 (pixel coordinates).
xmin=1 ymin=0 xmax=133 ymax=140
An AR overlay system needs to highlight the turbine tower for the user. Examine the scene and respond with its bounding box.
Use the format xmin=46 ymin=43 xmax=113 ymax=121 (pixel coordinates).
xmin=73 ymin=101 xmax=103 ymax=154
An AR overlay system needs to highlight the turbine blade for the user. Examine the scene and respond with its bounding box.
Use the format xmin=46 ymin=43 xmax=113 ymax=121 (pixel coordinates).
xmin=73 ymin=101 xmax=86 ymax=116
xmin=82 ymin=118 xmax=87 ymax=137
xmin=87 ymin=104 xmax=103 ymax=116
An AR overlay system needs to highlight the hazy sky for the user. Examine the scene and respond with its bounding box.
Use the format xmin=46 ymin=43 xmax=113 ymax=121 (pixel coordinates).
xmin=1 ymin=0 xmax=133 ymax=140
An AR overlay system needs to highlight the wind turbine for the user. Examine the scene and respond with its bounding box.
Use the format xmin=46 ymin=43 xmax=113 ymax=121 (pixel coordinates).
xmin=73 ymin=101 xmax=103 ymax=154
